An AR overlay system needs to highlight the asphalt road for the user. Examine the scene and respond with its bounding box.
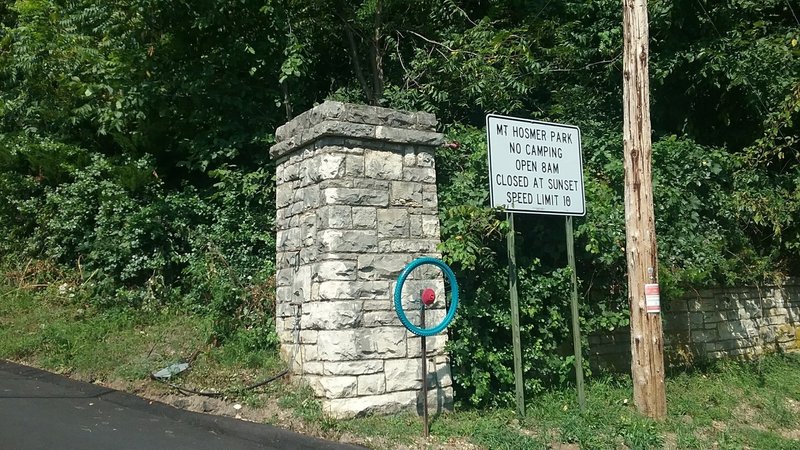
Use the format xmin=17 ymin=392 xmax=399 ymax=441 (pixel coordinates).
xmin=0 ymin=360 xmax=365 ymax=450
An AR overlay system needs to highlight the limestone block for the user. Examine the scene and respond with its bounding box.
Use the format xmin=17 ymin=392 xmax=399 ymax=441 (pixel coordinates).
xmin=317 ymin=205 xmax=352 ymax=229
xmin=379 ymin=239 xmax=439 ymax=253
xmin=357 ymin=254 xmax=409 ymax=281
xmin=276 ymin=268 xmax=294 ymax=287
xmin=275 ymin=287 xmax=293 ymax=306
xmin=691 ymin=330 xmax=718 ymax=343
xmin=363 ymin=299 xmax=394 ymax=311
xmin=323 ymin=391 xmax=417 ymax=418
xmin=353 ymin=178 xmax=390 ymax=190
xmin=356 ymin=327 xmax=407 ymax=359
xmin=717 ymin=323 xmax=751 ymax=341
xmin=422 ymin=386 xmax=454 ymax=414
xmin=375 ymin=126 xmax=443 ymax=146
xmin=346 ymin=154 xmax=365 ymax=177
xmin=403 ymin=148 xmax=417 ymax=167
xmin=385 ymin=358 xmax=422 ymax=392
xmin=717 ymin=339 xmax=743 ymax=351
xmin=315 ymin=281 xmax=391 ymax=301
xmin=417 ymin=151 xmax=435 ymax=168
xmin=316 ymin=153 xmax=347 ymax=180
xmin=276 ymin=182 xmax=294 ymax=208
xmin=422 ymin=185 xmax=438 ymax=208
xmin=323 ymin=360 xmax=384 ymax=376
xmin=299 ymin=330 xmax=318 ymax=344
xmin=358 ymin=373 xmax=386 ymax=396
xmin=765 ymin=315 xmax=787 ymax=326
xmin=317 ymin=330 xmax=360 ymax=361
xmin=410 ymin=215 xmax=423 ymax=238
xmin=307 ymin=375 xmax=358 ymax=399
xmin=390 ymin=182 xmax=423 ymax=207
xmin=407 ymin=333 xmax=449 ymax=358
xmin=302 ymin=301 xmax=364 ymax=330
xmin=296 ymin=184 xmax=321 ymax=209
xmin=348 ymin=208 xmax=376 ymax=231
xmin=322 ymin=188 xmax=389 ymax=207
xmin=422 ymin=215 xmax=440 ymax=239
xmin=319 ymin=229 xmax=378 ymax=253
xmin=302 ymin=361 xmax=325 ymax=375
xmin=313 ymin=260 xmax=356 ymax=281
xmin=276 ymin=228 xmax=302 ymax=252
xmin=363 ymin=311 xmax=402 ymax=327
xmin=302 ymin=344 xmax=320 ymax=362
xmin=364 ymin=149 xmax=403 ymax=180
xmin=403 ymin=168 xmax=436 ymax=183
xmin=433 ymin=362 xmax=453 ymax=388
xmin=377 ymin=209 xmax=410 ymax=238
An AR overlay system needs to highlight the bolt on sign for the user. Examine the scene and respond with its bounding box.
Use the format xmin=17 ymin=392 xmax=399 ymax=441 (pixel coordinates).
xmin=486 ymin=114 xmax=585 ymax=216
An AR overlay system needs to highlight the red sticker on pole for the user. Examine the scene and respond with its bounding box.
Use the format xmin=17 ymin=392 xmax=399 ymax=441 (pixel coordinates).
xmin=645 ymin=284 xmax=660 ymax=313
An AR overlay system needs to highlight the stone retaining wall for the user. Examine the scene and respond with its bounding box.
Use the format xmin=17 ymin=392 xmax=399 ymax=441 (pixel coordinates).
xmin=270 ymin=101 xmax=452 ymax=418
xmin=590 ymin=279 xmax=800 ymax=371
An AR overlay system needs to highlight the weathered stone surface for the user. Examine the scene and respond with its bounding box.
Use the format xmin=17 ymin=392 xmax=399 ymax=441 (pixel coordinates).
xmin=385 ymin=358 xmax=422 ymax=392
xmin=358 ymin=373 xmax=386 ymax=396
xmin=364 ymin=150 xmax=403 ymax=180
xmin=363 ymin=299 xmax=394 ymax=311
xmin=323 ymin=360 xmax=384 ymax=376
xmin=316 ymin=153 xmax=347 ymax=180
xmin=315 ymin=281 xmax=391 ymax=301
xmin=303 ymin=301 xmax=364 ymax=330
xmin=322 ymin=188 xmax=389 ymax=207
xmin=402 ymin=148 xmax=417 ymax=167
xmin=375 ymin=126 xmax=443 ymax=146
xmin=363 ymin=311 xmax=401 ymax=327
xmin=378 ymin=239 xmax=439 ymax=253
xmin=302 ymin=361 xmax=325 ymax=375
xmin=355 ymin=327 xmax=407 ymax=358
xmin=417 ymin=151 xmax=435 ymax=168
xmin=299 ymin=330 xmax=318 ymax=344
xmin=422 ymin=216 xmax=440 ymax=239
xmin=324 ymin=391 xmax=417 ymax=419
xmin=307 ymin=375 xmax=358 ymax=399
xmin=319 ymin=229 xmax=377 ymax=253
xmin=390 ymin=182 xmax=423 ymax=207
xmin=317 ymin=206 xmax=352 ymax=229
xmin=403 ymin=167 xmax=436 ymax=183
xmin=352 ymin=207 xmax=377 ymax=229
xmin=313 ymin=260 xmax=356 ymax=281
xmin=407 ymin=334 xmax=449 ymax=358
xmin=377 ymin=209 xmax=410 ymax=238
xmin=357 ymin=254 xmax=409 ymax=280
xmin=316 ymin=330 xmax=360 ymax=361
xmin=422 ymin=185 xmax=438 ymax=208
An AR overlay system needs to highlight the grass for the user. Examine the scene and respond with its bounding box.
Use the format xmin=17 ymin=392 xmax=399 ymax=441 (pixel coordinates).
xmin=0 ymin=268 xmax=283 ymax=392
xmin=3 ymin=267 xmax=800 ymax=449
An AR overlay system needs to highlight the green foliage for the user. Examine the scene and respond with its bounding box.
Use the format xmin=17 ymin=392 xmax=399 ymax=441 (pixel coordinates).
xmin=1 ymin=0 xmax=799 ymax=411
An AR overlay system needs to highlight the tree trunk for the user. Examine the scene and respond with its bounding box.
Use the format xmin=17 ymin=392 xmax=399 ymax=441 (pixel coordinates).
xmin=370 ymin=0 xmax=384 ymax=105
xmin=337 ymin=7 xmax=375 ymax=105
xmin=622 ymin=0 xmax=667 ymax=419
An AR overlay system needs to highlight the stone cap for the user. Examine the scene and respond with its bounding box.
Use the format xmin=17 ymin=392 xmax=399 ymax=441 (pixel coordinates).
xmin=270 ymin=101 xmax=444 ymax=159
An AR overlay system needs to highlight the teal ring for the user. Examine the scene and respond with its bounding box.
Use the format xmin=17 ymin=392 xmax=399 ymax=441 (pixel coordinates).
xmin=393 ymin=257 xmax=459 ymax=337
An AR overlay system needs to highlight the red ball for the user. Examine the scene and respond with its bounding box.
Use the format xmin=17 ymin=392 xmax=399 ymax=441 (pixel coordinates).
xmin=421 ymin=288 xmax=436 ymax=306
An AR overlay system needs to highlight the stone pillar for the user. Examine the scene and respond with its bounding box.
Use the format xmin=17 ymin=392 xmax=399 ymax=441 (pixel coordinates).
xmin=270 ymin=101 xmax=453 ymax=418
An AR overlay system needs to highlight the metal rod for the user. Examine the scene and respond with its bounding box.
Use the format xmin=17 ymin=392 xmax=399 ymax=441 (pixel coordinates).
xmin=566 ymin=215 xmax=586 ymax=411
xmin=507 ymin=212 xmax=525 ymax=417
xmin=420 ymin=296 xmax=429 ymax=437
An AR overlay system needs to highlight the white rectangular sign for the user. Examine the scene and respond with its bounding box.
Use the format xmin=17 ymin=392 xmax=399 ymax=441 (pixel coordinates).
xmin=486 ymin=114 xmax=585 ymax=216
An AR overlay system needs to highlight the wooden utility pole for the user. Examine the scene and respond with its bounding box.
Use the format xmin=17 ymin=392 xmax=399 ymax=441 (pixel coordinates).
xmin=622 ymin=0 xmax=667 ymax=419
